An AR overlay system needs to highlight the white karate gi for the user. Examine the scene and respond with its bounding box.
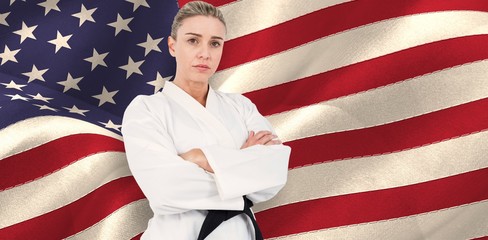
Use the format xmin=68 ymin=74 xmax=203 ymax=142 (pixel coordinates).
xmin=122 ymin=81 xmax=291 ymax=240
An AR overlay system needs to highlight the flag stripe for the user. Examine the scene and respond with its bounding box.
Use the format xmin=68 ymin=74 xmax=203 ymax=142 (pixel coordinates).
xmin=0 ymin=134 xmax=124 ymax=191
xmin=65 ymin=199 xmax=151 ymax=240
xmin=0 ymin=116 xmax=121 ymax=160
xmin=284 ymin=96 xmax=488 ymax=169
xmin=220 ymin=0 xmax=353 ymax=41
xmin=218 ymin=0 xmax=488 ymax=71
xmin=268 ymin=61 xmax=488 ymax=145
xmin=269 ymin=200 xmax=488 ymax=240
xmin=0 ymin=152 xmax=130 ymax=228
xmin=256 ymin=167 xmax=488 ymax=238
xmin=245 ymin=35 xmax=488 ymax=116
xmin=472 ymin=236 xmax=488 ymax=240
xmin=131 ymin=233 xmax=143 ymax=240
xmin=269 ymin=60 xmax=488 ymax=142
xmin=0 ymin=177 xmax=144 ymax=240
xmin=255 ymin=129 xmax=488 ymax=212
xmin=212 ymin=11 xmax=488 ymax=93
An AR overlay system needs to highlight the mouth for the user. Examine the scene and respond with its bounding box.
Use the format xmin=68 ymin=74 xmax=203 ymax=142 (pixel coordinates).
xmin=193 ymin=64 xmax=210 ymax=70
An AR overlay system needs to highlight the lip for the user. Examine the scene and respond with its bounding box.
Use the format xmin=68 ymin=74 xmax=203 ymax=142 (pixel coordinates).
xmin=193 ymin=64 xmax=210 ymax=69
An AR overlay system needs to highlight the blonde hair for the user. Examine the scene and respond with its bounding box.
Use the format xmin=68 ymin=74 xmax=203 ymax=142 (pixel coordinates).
xmin=171 ymin=1 xmax=226 ymax=39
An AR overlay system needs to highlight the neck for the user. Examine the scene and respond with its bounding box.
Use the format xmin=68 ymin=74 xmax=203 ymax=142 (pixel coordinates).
xmin=173 ymin=78 xmax=209 ymax=106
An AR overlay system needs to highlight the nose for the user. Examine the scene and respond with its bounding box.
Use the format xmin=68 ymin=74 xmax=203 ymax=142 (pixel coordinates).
xmin=198 ymin=44 xmax=210 ymax=60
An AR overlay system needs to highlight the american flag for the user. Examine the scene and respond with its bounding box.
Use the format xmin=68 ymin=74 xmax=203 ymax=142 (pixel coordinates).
xmin=1 ymin=0 xmax=487 ymax=239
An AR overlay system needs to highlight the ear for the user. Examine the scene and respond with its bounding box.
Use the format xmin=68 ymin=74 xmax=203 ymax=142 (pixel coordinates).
xmin=168 ymin=36 xmax=176 ymax=57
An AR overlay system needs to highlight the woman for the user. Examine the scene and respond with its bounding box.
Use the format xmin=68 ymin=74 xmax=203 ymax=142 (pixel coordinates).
xmin=122 ymin=1 xmax=291 ymax=239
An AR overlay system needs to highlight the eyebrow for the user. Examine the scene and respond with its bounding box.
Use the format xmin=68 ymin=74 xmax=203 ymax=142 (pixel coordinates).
xmin=185 ymin=32 xmax=223 ymax=40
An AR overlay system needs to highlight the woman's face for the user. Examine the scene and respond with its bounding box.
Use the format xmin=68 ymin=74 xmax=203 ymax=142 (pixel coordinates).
xmin=168 ymin=15 xmax=226 ymax=84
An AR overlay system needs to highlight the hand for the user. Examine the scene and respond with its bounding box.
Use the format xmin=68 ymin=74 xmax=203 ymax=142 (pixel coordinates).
xmin=241 ymin=130 xmax=282 ymax=149
xmin=179 ymin=149 xmax=214 ymax=173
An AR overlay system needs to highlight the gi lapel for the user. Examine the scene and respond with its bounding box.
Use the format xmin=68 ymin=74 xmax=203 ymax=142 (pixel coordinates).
xmin=163 ymin=82 xmax=238 ymax=149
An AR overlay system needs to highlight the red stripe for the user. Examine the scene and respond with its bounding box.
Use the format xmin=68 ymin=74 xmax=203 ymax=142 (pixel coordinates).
xmin=0 ymin=134 xmax=124 ymax=191
xmin=246 ymin=35 xmax=488 ymax=116
xmin=256 ymin=167 xmax=488 ymax=238
xmin=286 ymin=97 xmax=488 ymax=169
xmin=219 ymin=0 xmax=488 ymax=70
xmin=131 ymin=233 xmax=143 ymax=240
xmin=0 ymin=177 xmax=145 ymax=239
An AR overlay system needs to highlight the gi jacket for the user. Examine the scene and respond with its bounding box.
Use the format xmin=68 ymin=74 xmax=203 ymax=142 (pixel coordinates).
xmin=122 ymin=81 xmax=291 ymax=239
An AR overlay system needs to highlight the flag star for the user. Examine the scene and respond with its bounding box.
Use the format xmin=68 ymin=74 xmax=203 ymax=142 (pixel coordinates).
xmin=125 ymin=0 xmax=150 ymax=12
xmin=48 ymin=31 xmax=72 ymax=53
xmin=64 ymin=105 xmax=89 ymax=116
xmin=72 ymin=4 xmax=96 ymax=27
xmin=28 ymin=93 xmax=53 ymax=103
xmin=92 ymin=86 xmax=118 ymax=106
xmin=57 ymin=73 xmax=82 ymax=92
xmin=0 ymin=12 xmax=10 ymax=26
xmin=33 ymin=104 xmax=58 ymax=112
xmin=84 ymin=49 xmax=108 ymax=70
xmin=147 ymin=73 xmax=171 ymax=94
xmin=14 ymin=22 xmax=37 ymax=43
xmin=5 ymin=94 xmax=29 ymax=101
xmin=1 ymin=80 xmax=26 ymax=91
xmin=107 ymin=14 xmax=133 ymax=36
xmin=22 ymin=65 xmax=48 ymax=83
xmin=0 ymin=45 xmax=20 ymax=65
xmin=119 ymin=56 xmax=144 ymax=79
xmin=99 ymin=120 xmax=122 ymax=132
xmin=137 ymin=34 xmax=163 ymax=56
xmin=38 ymin=0 xmax=61 ymax=16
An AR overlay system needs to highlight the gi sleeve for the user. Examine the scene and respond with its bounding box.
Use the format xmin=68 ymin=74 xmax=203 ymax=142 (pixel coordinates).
xmin=200 ymin=94 xmax=291 ymax=203
xmin=122 ymin=96 xmax=243 ymax=215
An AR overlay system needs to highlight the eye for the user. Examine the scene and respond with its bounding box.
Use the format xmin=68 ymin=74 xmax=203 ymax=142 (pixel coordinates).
xmin=210 ymin=41 xmax=221 ymax=48
xmin=187 ymin=38 xmax=198 ymax=44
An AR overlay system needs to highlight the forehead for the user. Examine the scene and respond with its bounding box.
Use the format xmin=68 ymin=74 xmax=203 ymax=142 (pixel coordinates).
xmin=178 ymin=15 xmax=226 ymax=38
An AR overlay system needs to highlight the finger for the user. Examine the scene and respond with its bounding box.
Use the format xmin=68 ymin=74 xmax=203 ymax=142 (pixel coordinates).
xmin=253 ymin=131 xmax=273 ymax=140
xmin=257 ymin=134 xmax=276 ymax=145
xmin=241 ymin=131 xmax=255 ymax=149
xmin=265 ymin=139 xmax=282 ymax=145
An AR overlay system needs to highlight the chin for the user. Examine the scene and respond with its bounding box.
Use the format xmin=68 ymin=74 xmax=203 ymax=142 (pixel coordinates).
xmin=191 ymin=74 xmax=212 ymax=84
xmin=195 ymin=71 xmax=216 ymax=81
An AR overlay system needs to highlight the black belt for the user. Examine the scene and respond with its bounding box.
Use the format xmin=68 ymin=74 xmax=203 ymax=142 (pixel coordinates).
xmin=197 ymin=196 xmax=263 ymax=240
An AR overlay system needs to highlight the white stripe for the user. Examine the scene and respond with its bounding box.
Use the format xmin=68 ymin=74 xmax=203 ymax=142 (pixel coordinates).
xmin=0 ymin=152 xmax=131 ymax=228
xmin=65 ymin=199 xmax=151 ymax=240
xmin=270 ymin=200 xmax=488 ymax=240
xmin=268 ymin=60 xmax=488 ymax=142
xmin=221 ymin=0 xmax=352 ymax=40
xmin=254 ymin=129 xmax=488 ymax=212
xmin=212 ymin=11 xmax=488 ymax=93
xmin=0 ymin=116 xmax=122 ymax=160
